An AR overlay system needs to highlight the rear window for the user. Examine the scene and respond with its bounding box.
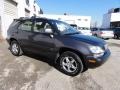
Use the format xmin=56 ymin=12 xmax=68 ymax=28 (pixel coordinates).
xmin=100 ymin=28 xmax=112 ymax=31
xmin=114 ymin=28 xmax=120 ymax=31
xmin=9 ymin=20 xmax=20 ymax=28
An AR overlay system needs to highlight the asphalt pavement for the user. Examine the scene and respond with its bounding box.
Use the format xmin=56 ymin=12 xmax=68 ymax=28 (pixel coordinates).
xmin=0 ymin=39 xmax=120 ymax=90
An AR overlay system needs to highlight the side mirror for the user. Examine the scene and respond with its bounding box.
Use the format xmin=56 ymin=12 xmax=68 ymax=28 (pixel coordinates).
xmin=45 ymin=28 xmax=53 ymax=34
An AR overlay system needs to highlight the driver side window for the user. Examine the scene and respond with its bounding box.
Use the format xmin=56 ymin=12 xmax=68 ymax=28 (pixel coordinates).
xmin=34 ymin=21 xmax=45 ymax=33
xmin=33 ymin=21 xmax=52 ymax=33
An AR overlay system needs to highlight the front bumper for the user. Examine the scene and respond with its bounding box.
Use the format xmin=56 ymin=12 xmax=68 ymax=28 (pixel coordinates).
xmin=85 ymin=49 xmax=111 ymax=68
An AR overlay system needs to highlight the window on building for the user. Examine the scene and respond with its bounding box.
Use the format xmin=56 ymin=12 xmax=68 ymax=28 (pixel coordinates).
xmin=18 ymin=21 xmax=32 ymax=31
xmin=78 ymin=19 xmax=81 ymax=21
xmin=110 ymin=21 xmax=120 ymax=28
xmin=34 ymin=6 xmax=36 ymax=12
xmin=25 ymin=9 xmax=30 ymax=17
xmin=34 ymin=0 xmax=36 ymax=4
xmin=39 ymin=8 xmax=43 ymax=14
xmin=84 ymin=19 xmax=88 ymax=21
xmin=26 ymin=0 xmax=30 ymax=6
xmin=114 ymin=8 xmax=120 ymax=13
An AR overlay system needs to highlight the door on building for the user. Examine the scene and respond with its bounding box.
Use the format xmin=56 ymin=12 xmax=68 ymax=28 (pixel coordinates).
xmin=3 ymin=0 xmax=18 ymax=37
xmin=4 ymin=0 xmax=18 ymax=18
xmin=0 ymin=16 xmax=1 ymax=36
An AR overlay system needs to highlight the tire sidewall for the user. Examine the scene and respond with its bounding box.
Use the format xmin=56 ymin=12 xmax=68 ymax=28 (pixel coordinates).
xmin=114 ymin=34 xmax=118 ymax=39
xmin=59 ymin=51 xmax=83 ymax=76
xmin=10 ymin=41 xmax=21 ymax=56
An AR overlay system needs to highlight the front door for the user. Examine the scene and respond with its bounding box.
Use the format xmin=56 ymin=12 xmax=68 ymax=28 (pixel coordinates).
xmin=31 ymin=19 xmax=56 ymax=57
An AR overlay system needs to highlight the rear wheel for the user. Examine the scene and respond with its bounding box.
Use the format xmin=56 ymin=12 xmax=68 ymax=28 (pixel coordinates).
xmin=94 ymin=34 xmax=98 ymax=37
xmin=10 ymin=41 xmax=23 ymax=56
xmin=59 ymin=51 xmax=84 ymax=76
xmin=114 ymin=34 xmax=119 ymax=39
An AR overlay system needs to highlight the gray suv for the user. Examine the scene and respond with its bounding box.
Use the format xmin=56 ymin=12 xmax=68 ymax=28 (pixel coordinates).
xmin=6 ymin=17 xmax=111 ymax=76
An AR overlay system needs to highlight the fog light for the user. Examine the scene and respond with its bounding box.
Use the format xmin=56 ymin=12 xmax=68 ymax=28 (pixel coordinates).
xmin=88 ymin=60 xmax=96 ymax=63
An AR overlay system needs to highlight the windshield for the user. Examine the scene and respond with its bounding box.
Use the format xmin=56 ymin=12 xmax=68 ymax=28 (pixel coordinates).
xmin=52 ymin=20 xmax=79 ymax=35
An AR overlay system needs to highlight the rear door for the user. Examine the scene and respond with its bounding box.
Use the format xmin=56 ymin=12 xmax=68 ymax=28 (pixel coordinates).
xmin=17 ymin=20 xmax=34 ymax=51
xmin=101 ymin=29 xmax=114 ymax=37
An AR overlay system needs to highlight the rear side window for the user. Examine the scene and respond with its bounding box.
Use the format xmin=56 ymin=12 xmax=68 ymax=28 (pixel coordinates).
xmin=18 ymin=20 xmax=32 ymax=31
xmin=100 ymin=28 xmax=112 ymax=31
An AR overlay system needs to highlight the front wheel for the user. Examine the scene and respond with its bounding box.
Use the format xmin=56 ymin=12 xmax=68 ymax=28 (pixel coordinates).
xmin=59 ymin=51 xmax=84 ymax=76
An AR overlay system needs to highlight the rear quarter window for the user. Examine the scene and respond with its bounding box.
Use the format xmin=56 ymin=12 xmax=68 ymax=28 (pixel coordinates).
xmin=9 ymin=20 xmax=20 ymax=28
xmin=18 ymin=20 xmax=33 ymax=31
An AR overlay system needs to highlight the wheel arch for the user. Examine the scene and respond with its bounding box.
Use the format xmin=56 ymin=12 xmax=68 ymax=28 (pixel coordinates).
xmin=56 ymin=47 xmax=87 ymax=69
xmin=9 ymin=38 xmax=18 ymax=44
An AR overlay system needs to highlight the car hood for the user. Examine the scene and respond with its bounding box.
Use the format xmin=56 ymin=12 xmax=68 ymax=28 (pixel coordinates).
xmin=66 ymin=34 xmax=106 ymax=46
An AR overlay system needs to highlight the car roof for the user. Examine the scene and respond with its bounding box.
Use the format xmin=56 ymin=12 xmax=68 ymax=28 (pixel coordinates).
xmin=14 ymin=16 xmax=53 ymax=21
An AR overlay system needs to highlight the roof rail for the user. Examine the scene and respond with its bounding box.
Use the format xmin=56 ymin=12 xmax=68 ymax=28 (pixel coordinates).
xmin=19 ymin=17 xmax=30 ymax=20
xmin=14 ymin=16 xmax=48 ymax=21
xmin=31 ymin=15 xmax=40 ymax=19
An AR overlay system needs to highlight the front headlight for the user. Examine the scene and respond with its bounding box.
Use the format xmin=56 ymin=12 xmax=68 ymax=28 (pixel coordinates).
xmin=89 ymin=46 xmax=105 ymax=58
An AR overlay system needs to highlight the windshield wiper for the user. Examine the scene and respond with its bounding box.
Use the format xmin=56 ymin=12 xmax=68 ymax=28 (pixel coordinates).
xmin=64 ymin=32 xmax=80 ymax=35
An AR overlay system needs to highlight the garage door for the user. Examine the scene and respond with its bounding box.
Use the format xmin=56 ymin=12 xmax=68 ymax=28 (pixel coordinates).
xmin=0 ymin=16 xmax=1 ymax=34
xmin=3 ymin=0 xmax=18 ymax=38
xmin=4 ymin=0 xmax=18 ymax=18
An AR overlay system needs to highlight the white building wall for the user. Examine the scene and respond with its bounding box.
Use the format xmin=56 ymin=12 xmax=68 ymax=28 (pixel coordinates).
xmin=3 ymin=0 xmax=18 ymax=38
xmin=0 ymin=0 xmax=5 ymax=36
xmin=40 ymin=14 xmax=91 ymax=28
xmin=102 ymin=13 xmax=111 ymax=28
xmin=0 ymin=0 xmax=3 ymax=29
xmin=17 ymin=0 xmax=41 ymax=17
xmin=1 ymin=0 xmax=41 ymax=38
xmin=17 ymin=0 xmax=25 ymax=17
xmin=111 ymin=13 xmax=120 ymax=22
xmin=102 ymin=8 xmax=120 ymax=28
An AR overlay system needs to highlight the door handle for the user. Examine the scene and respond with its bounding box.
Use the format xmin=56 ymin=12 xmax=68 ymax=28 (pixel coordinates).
xmin=14 ymin=31 xmax=18 ymax=33
xmin=13 ymin=31 xmax=18 ymax=34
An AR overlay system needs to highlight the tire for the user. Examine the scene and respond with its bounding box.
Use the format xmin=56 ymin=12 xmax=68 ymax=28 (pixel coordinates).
xmin=114 ymin=34 xmax=118 ymax=39
xmin=104 ymin=38 xmax=109 ymax=40
xmin=59 ymin=51 xmax=84 ymax=76
xmin=94 ymin=34 xmax=97 ymax=37
xmin=10 ymin=40 xmax=23 ymax=56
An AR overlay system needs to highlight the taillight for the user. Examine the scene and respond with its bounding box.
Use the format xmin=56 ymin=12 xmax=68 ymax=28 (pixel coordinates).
xmin=100 ymin=32 xmax=103 ymax=34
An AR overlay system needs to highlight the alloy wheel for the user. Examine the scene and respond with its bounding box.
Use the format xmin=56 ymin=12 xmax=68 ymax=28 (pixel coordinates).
xmin=61 ymin=56 xmax=78 ymax=73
